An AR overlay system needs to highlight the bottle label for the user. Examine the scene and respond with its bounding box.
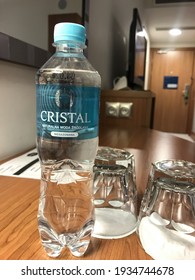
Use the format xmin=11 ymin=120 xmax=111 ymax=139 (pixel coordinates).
xmin=36 ymin=84 xmax=100 ymax=140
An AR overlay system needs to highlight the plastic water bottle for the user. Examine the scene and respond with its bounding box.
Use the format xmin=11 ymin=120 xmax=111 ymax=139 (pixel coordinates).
xmin=36 ymin=23 xmax=101 ymax=257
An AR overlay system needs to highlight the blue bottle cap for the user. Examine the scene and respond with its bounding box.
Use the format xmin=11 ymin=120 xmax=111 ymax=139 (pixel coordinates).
xmin=54 ymin=22 xmax=86 ymax=45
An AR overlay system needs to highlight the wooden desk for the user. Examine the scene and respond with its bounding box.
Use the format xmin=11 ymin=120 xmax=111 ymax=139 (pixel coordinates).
xmin=0 ymin=127 xmax=194 ymax=260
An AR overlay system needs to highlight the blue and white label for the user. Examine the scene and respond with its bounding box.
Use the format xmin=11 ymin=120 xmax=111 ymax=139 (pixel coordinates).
xmin=36 ymin=84 xmax=100 ymax=140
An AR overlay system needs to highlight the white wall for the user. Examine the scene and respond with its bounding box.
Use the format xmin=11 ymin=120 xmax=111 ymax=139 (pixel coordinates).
xmin=0 ymin=61 xmax=37 ymax=159
xmin=0 ymin=0 xmax=82 ymax=50
xmin=0 ymin=0 xmax=82 ymax=160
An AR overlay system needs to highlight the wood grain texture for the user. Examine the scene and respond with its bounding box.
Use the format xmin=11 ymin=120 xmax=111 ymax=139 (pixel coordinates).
xmin=100 ymin=90 xmax=155 ymax=128
xmin=0 ymin=127 xmax=194 ymax=260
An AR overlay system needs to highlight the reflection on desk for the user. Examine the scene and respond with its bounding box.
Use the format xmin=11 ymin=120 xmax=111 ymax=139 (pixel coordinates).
xmin=0 ymin=127 xmax=194 ymax=260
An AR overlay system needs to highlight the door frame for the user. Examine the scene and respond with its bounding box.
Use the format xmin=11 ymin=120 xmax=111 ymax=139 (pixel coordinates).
xmin=187 ymin=50 xmax=195 ymax=139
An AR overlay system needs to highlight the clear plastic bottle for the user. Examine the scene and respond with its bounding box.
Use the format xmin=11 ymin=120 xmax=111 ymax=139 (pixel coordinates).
xmin=36 ymin=23 xmax=101 ymax=257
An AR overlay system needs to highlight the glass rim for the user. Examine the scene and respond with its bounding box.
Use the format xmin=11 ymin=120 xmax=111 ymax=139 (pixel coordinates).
xmin=95 ymin=146 xmax=134 ymax=162
xmin=152 ymin=159 xmax=195 ymax=179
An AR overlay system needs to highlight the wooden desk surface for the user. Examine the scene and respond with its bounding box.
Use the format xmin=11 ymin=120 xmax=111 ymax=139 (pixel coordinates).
xmin=0 ymin=127 xmax=194 ymax=260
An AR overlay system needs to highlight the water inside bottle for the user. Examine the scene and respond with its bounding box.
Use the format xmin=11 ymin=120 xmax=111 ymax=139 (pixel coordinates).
xmin=38 ymin=162 xmax=94 ymax=257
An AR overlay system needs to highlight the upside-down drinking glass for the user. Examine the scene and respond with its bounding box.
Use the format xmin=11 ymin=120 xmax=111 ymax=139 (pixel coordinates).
xmin=92 ymin=146 xmax=137 ymax=239
xmin=137 ymin=159 xmax=195 ymax=260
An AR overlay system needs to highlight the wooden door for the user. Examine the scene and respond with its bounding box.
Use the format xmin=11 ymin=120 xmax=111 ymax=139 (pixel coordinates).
xmin=48 ymin=13 xmax=82 ymax=54
xmin=150 ymin=49 xmax=194 ymax=133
